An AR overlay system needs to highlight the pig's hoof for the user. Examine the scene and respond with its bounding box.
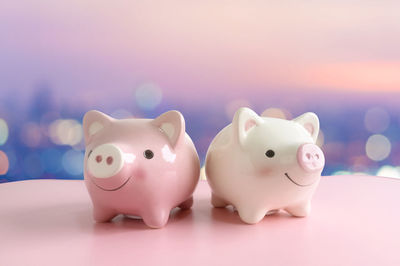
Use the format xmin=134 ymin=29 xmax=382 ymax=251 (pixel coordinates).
xmin=142 ymin=209 xmax=170 ymax=228
xmin=211 ymin=193 xmax=228 ymax=208
xmin=285 ymin=202 xmax=311 ymax=217
xmin=178 ymin=197 xmax=193 ymax=210
xmin=93 ymin=208 xmax=116 ymax=222
xmin=237 ymin=207 xmax=266 ymax=224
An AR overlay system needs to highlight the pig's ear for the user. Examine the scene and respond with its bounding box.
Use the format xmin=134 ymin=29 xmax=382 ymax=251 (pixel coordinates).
xmin=83 ymin=110 xmax=113 ymax=145
xmin=293 ymin=112 xmax=320 ymax=143
xmin=233 ymin=107 xmax=264 ymax=146
xmin=152 ymin=110 xmax=185 ymax=148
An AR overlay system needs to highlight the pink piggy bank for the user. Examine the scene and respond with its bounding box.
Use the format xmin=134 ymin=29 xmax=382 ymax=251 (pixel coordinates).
xmin=83 ymin=110 xmax=200 ymax=228
xmin=205 ymin=107 xmax=325 ymax=224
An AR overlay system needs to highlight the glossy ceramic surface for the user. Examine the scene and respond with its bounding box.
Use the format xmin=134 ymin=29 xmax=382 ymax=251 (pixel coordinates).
xmin=83 ymin=110 xmax=200 ymax=228
xmin=205 ymin=107 xmax=325 ymax=224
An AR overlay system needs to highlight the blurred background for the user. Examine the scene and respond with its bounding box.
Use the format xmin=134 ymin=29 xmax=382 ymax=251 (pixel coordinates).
xmin=0 ymin=0 xmax=399 ymax=182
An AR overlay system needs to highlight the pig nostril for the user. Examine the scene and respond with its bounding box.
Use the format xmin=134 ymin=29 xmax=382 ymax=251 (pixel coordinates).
xmin=96 ymin=155 xmax=102 ymax=163
xmin=306 ymin=153 xmax=312 ymax=160
xmin=106 ymin=156 xmax=113 ymax=165
xmin=315 ymin=154 xmax=320 ymax=160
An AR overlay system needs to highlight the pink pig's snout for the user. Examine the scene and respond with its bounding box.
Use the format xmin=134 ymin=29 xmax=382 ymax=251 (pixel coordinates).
xmin=297 ymin=143 xmax=325 ymax=173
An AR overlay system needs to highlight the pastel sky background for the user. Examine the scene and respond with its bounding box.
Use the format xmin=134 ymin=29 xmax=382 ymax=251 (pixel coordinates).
xmin=1 ymin=0 xmax=400 ymax=106
xmin=0 ymin=0 xmax=400 ymax=181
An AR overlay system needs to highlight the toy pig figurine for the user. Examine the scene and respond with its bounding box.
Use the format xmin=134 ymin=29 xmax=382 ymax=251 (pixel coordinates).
xmin=83 ymin=110 xmax=200 ymax=228
xmin=205 ymin=107 xmax=325 ymax=224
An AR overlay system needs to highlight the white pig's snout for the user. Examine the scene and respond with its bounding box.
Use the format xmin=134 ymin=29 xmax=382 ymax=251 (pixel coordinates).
xmin=297 ymin=143 xmax=325 ymax=173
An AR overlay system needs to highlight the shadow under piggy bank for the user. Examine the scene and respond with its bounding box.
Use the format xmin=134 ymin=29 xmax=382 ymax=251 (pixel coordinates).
xmin=91 ymin=208 xmax=194 ymax=234
xmin=211 ymin=205 xmax=297 ymax=225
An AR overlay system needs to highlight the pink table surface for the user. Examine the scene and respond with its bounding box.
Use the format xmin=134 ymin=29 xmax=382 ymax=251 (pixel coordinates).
xmin=1 ymin=175 xmax=399 ymax=266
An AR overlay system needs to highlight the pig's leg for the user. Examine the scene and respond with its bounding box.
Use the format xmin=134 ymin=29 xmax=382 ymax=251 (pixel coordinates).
xmin=211 ymin=193 xmax=228 ymax=208
xmin=285 ymin=201 xmax=311 ymax=217
xmin=93 ymin=206 xmax=116 ymax=222
xmin=142 ymin=208 xmax=170 ymax=229
xmin=236 ymin=205 xmax=266 ymax=224
xmin=178 ymin=196 xmax=193 ymax=210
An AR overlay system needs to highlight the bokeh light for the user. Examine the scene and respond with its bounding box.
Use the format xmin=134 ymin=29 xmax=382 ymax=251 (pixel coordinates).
xmin=135 ymin=83 xmax=163 ymax=111
xmin=365 ymin=134 xmax=391 ymax=161
xmin=3 ymin=149 xmax=16 ymax=175
xmin=49 ymin=119 xmax=83 ymax=146
xmin=0 ymin=150 xmax=9 ymax=175
xmin=364 ymin=107 xmax=390 ymax=133
xmin=332 ymin=170 xmax=352 ymax=175
xmin=353 ymin=172 xmax=369 ymax=176
xmin=349 ymin=155 xmax=370 ymax=173
xmin=0 ymin=0 xmax=400 ymax=183
xmin=0 ymin=119 xmax=9 ymax=145
xmin=40 ymin=112 xmax=61 ymax=135
xmin=20 ymin=122 xmax=42 ymax=147
xmin=376 ymin=165 xmax=400 ymax=179
xmin=62 ymin=149 xmax=84 ymax=176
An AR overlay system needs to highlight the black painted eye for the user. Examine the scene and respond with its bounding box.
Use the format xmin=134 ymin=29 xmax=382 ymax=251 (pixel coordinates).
xmin=265 ymin=150 xmax=275 ymax=158
xmin=143 ymin=149 xmax=154 ymax=159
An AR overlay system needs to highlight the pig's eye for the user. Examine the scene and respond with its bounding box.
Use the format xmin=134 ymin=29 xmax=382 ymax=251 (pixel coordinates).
xmin=265 ymin=150 xmax=275 ymax=158
xmin=143 ymin=149 xmax=154 ymax=159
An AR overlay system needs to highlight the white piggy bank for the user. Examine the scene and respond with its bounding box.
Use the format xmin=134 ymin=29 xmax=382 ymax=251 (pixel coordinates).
xmin=205 ymin=107 xmax=325 ymax=224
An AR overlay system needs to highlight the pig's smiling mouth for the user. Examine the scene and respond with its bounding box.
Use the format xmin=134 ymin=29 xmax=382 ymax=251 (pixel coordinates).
xmin=284 ymin=173 xmax=315 ymax=187
xmin=91 ymin=176 xmax=132 ymax=191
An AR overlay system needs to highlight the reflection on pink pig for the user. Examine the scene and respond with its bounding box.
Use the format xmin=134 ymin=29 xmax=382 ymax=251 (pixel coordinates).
xmin=83 ymin=110 xmax=200 ymax=228
xmin=205 ymin=107 xmax=325 ymax=224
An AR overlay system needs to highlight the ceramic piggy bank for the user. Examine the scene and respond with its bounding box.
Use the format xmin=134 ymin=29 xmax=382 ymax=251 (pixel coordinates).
xmin=83 ymin=110 xmax=200 ymax=228
xmin=205 ymin=107 xmax=325 ymax=224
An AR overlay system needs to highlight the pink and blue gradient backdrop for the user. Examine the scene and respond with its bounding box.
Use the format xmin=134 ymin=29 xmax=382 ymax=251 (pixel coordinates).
xmin=0 ymin=1 xmax=400 ymax=182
